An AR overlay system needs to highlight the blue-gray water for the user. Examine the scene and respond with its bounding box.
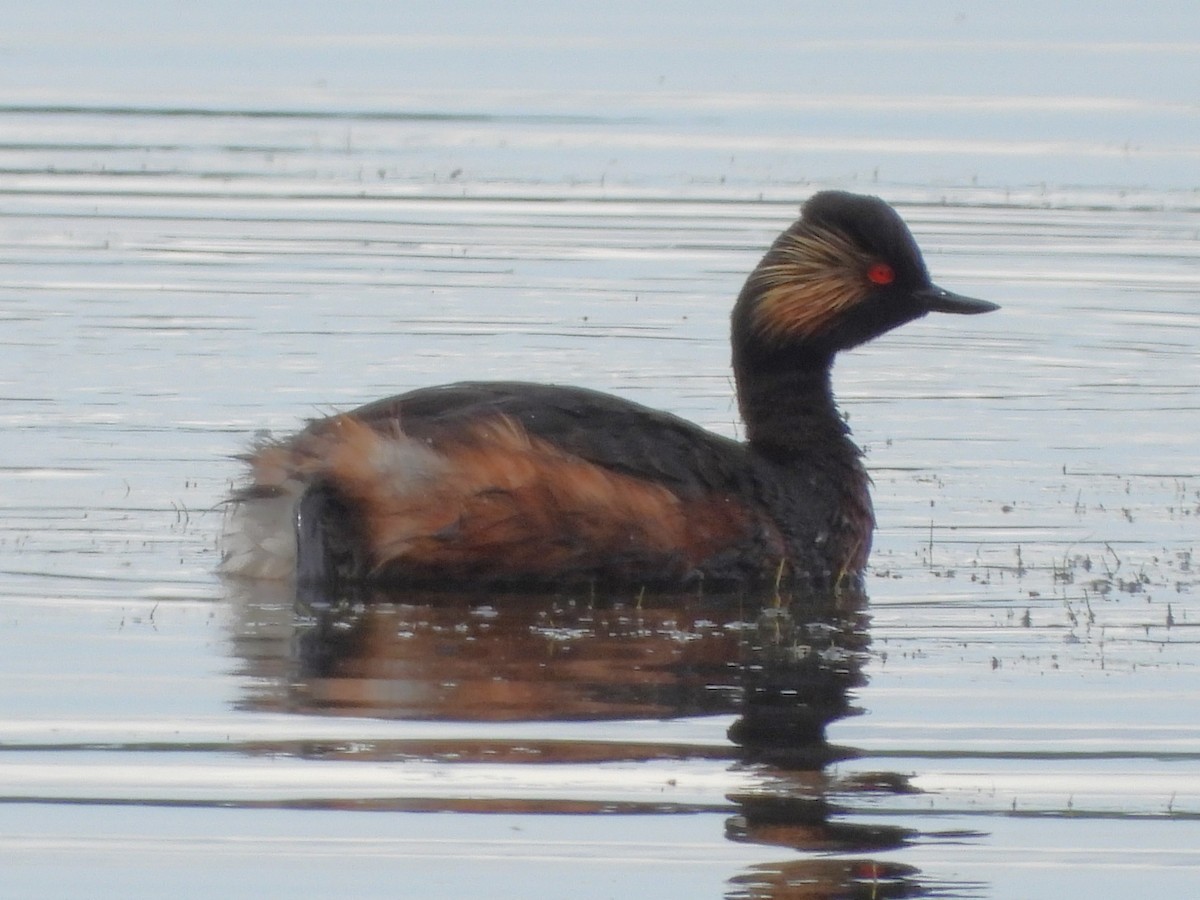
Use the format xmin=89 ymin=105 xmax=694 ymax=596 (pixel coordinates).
xmin=1 ymin=4 xmax=1198 ymax=897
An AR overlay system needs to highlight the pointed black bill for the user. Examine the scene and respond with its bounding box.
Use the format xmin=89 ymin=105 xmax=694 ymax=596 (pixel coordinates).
xmin=915 ymin=284 xmax=1000 ymax=315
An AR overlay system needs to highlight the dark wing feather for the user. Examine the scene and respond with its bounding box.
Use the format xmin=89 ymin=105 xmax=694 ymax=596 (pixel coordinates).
xmin=305 ymin=381 xmax=756 ymax=499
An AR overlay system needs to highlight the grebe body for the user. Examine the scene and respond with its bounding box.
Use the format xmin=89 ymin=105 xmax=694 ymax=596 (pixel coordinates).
xmin=222 ymin=192 xmax=997 ymax=591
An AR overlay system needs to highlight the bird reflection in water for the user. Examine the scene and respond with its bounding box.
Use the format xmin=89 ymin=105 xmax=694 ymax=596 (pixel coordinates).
xmin=227 ymin=579 xmax=948 ymax=898
xmin=231 ymin=581 xmax=867 ymax=739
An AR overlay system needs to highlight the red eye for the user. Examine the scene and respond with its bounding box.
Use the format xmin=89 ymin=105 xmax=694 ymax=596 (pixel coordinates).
xmin=867 ymin=262 xmax=895 ymax=286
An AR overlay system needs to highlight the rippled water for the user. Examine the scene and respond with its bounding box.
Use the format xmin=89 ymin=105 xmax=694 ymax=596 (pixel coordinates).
xmin=2 ymin=6 xmax=1199 ymax=898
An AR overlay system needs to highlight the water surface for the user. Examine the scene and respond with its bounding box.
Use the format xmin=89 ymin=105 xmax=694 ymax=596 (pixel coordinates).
xmin=2 ymin=7 xmax=1199 ymax=898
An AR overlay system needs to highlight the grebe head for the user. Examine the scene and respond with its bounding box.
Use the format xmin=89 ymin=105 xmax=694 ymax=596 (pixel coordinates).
xmin=732 ymin=191 xmax=998 ymax=372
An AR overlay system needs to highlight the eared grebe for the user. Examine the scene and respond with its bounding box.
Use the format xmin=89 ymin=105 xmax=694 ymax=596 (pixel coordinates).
xmin=222 ymin=191 xmax=998 ymax=591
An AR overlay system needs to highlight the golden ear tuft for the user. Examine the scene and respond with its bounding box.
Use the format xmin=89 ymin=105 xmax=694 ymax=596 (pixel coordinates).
xmin=750 ymin=227 xmax=873 ymax=341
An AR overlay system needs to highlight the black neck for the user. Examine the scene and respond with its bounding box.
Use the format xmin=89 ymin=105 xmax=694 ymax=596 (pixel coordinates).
xmin=734 ymin=356 xmax=854 ymax=461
